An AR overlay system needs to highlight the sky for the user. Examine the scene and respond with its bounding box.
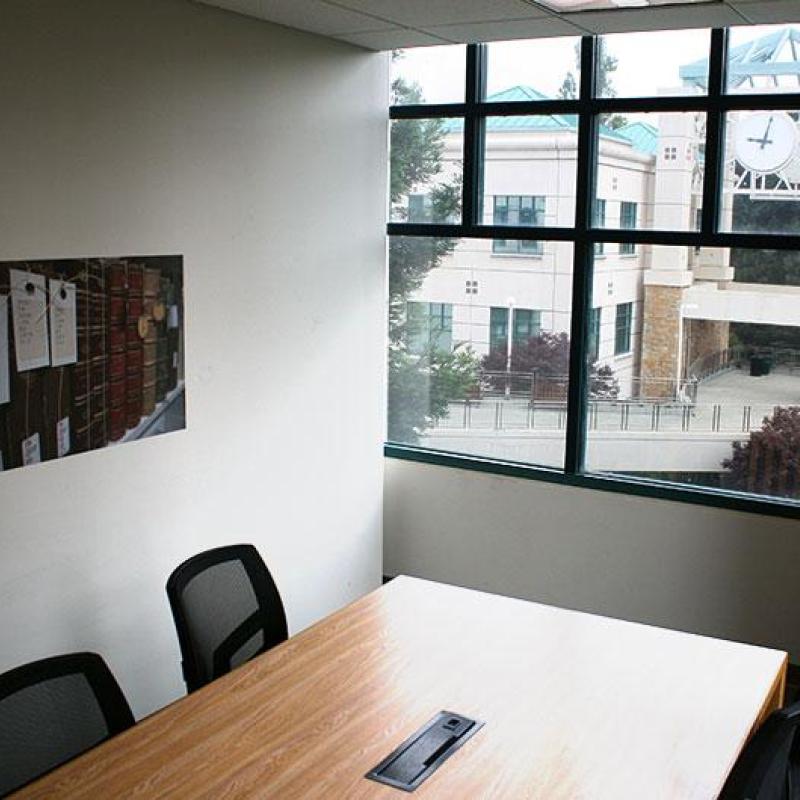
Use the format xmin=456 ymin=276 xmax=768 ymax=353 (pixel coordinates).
xmin=391 ymin=25 xmax=780 ymax=104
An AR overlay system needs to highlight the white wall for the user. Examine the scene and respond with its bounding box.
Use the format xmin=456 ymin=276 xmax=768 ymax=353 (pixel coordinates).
xmin=0 ymin=0 xmax=387 ymax=717
xmin=385 ymin=459 xmax=800 ymax=662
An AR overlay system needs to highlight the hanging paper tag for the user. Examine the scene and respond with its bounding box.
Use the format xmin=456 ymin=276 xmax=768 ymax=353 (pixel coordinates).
xmin=172 ymin=351 xmax=178 ymax=369
xmin=22 ymin=432 xmax=41 ymax=466
xmin=0 ymin=295 xmax=9 ymax=404
xmin=57 ymin=416 xmax=71 ymax=458
xmin=167 ymin=305 xmax=179 ymax=330
xmin=49 ymin=280 xmax=78 ymax=367
xmin=10 ymin=270 xmax=50 ymax=371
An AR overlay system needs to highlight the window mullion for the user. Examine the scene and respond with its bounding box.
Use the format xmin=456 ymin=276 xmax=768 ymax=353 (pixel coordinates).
xmin=565 ymin=35 xmax=598 ymax=476
xmin=701 ymin=28 xmax=728 ymax=234
xmin=463 ymin=44 xmax=486 ymax=228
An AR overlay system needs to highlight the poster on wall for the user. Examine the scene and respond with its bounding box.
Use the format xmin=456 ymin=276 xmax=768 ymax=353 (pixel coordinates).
xmin=0 ymin=255 xmax=185 ymax=474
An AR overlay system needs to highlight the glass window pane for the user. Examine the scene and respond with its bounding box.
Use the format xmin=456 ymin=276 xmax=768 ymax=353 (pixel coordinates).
xmin=721 ymin=109 xmax=800 ymax=236
xmin=486 ymin=37 xmax=583 ymax=101
xmin=585 ymin=245 xmax=800 ymax=504
xmin=597 ymin=29 xmax=710 ymax=98
xmin=482 ymin=116 xmax=577 ymax=228
xmin=388 ymin=236 xmax=573 ymax=470
xmin=727 ymin=25 xmax=800 ymax=95
xmin=595 ymin=112 xmax=706 ymax=234
xmin=391 ymin=46 xmax=466 ymax=105
xmin=390 ymin=118 xmax=463 ymax=224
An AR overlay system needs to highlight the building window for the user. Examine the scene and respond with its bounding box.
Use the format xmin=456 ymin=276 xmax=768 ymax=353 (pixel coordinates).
xmin=614 ymin=302 xmax=633 ymax=356
xmin=387 ymin=27 xmax=800 ymax=515
xmin=619 ymin=202 xmax=637 ymax=255
xmin=588 ymin=307 xmax=601 ymax=362
xmin=492 ymin=196 xmax=545 ymax=255
xmin=514 ymin=309 xmax=541 ymax=344
xmin=406 ymin=302 xmax=453 ymax=354
xmin=408 ymin=193 xmax=432 ymax=223
xmin=489 ymin=307 xmax=509 ymax=353
xmin=594 ymin=199 xmax=606 ymax=255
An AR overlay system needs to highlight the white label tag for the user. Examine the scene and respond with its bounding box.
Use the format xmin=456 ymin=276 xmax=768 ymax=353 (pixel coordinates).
xmin=10 ymin=270 xmax=50 ymax=371
xmin=172 ymin=351 xmax=178 ymax=369
xmin=57 ymin=416 xmax=70 ymax=458
xmin=49 ymin=280 xmax=78 ymax=367
xmin=22 ymin=432 xmax=41 ymax=466
xmin=0 ymin=295 xmax=9 ymax=404
xmin=167 ymin=304 xmax=179 ymax=330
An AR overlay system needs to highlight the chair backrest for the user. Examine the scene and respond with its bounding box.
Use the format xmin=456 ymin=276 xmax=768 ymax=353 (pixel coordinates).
xmin=166 ymin=544 xmax=288 ymax=693
xmin=0 ymin=652 xmax=134 ymax=797
xmin=720 ymin=700 xmax=800 ymax=800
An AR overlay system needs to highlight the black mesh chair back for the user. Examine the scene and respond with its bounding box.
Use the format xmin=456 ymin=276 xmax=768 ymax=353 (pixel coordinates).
xmin=720 ymin=700 xmax=800 ymax=800
xmin=0 ymin=652 xmax=134 ymax=797
xmin=166 ymin=544 xmax=288 ymax=693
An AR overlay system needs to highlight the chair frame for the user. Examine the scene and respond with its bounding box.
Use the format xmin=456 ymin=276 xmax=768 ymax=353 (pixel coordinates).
xmin=166 ymin=544 xmax=288 ymax=693
xmin=720 ymin=700 xmax=800 ymax=800
xmin=0 ymin=652 xmax=134 ymax=794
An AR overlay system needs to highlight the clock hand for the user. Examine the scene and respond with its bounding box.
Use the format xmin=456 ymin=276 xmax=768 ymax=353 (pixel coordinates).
xmin=759 ymin=116 xmax=775 ymax=150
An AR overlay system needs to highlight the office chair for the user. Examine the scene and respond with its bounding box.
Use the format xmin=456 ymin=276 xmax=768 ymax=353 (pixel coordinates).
xmin=720 ymin=700 xmax=800 ymax=800
xmin=166 ymin=544 xmax=288 ymax=693
xmin=0 ymin=652 xmax=134 ymax=797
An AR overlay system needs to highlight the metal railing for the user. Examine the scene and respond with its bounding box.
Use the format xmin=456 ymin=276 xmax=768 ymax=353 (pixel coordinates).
xmin=434 ymin=398 xmax=798 ymax=435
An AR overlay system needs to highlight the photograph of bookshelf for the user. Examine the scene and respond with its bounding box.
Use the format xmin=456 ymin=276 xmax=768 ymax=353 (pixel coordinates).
xmin=0 ymin=255 xmax=185 ymax=473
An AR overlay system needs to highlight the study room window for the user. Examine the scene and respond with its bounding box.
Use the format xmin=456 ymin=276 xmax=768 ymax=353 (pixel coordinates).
xmin=406 ymin=302 xmax=453 ymax=354
xmin=492 ymin=196 xmax=545 ymax=254
xmin=620 ymin=202 xmax=637 ymax=255
xmin=387 ymin=27 xmax=800 ymax=514
xmin=614 ymin=302 xmax=633 ymax=356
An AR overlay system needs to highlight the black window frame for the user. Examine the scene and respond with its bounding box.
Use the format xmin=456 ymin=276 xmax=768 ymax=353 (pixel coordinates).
xmin=386 ymin=29 xmax=800 ymax=520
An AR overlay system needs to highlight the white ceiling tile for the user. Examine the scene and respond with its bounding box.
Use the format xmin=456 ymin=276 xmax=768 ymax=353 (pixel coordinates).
xmin=336 ymin=28 xmax=453 ymax=50
xmin=425 ymin=16 xmax=585 ymax=43
xmin=195 ymin=0 xmax=385 ymax=34
xmin=728 ymin=0 xmax=800 ymax=24
xmin=570 ymin=3 xmax=748 ymax=34
xmin=327 ymin=0 xmax=548 ymax=27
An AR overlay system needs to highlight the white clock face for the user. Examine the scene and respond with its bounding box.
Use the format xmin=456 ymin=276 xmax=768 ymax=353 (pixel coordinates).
xmin=734 ymin=112 xmax=798 ymax=174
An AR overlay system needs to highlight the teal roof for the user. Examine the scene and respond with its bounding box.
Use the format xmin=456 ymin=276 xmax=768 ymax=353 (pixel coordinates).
xmin=680 ymin=26 xmax=800 ymax=89
xmin=443 ymin=85 xmax=654 ymax=155
xmin=614 ymin=121 xmax=659 ymax=156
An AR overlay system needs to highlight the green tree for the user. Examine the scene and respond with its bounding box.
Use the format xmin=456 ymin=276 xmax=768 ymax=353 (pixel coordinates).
xmin=387 ymin=63 xmax=476 ymax=443
xmin=557 ymin=41 xmax=627 ymax=130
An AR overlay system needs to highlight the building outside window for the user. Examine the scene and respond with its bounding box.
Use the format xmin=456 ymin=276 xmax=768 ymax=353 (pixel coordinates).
xmin=595 ymin=199 xmax=606 ymax=255
xmin=615 ymin=302 xmax=633 ymax=355
xmin=493 ymin=196 xmax=545 ymax=254
xmin=514 ymin=309 xmax=541 ymax=344
xmin=489 ymin=306 xmax=509 ymax=353
xmin=620 ymin=202 xmax=637 ymax=254
xmin=406 ymin=302 xmax=453 ymax=354
xmin=408 ymin=193 xmax=433 ymax=223
xmin=588 ymin=307 xmax=601 ymax=362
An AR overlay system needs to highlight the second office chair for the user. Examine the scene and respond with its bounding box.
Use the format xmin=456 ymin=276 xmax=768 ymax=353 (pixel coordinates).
xmin=166 ymin=544 xmax=288 ymax=693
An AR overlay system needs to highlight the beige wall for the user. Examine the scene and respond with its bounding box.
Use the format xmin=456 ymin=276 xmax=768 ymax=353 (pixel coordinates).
xmin=385 ymin=458 xmax=800 ymax=661
xmin=0 ymin=0 xmax=387 ymax=717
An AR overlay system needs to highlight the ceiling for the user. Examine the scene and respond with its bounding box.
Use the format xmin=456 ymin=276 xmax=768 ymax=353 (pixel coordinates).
xmin=194 ymin=0 xmax=800 ymax=50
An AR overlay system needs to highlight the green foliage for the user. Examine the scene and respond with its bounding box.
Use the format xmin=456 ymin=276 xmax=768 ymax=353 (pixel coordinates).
xmin=387 ymin=344 xmax=480 ymax=442
xmin=557 ymin=41 xmax=627 ymax=129
xmin=387 ymin=64 xmax=467 ymax=443
xmin=723 ymin=406 xmax=800 ymax=497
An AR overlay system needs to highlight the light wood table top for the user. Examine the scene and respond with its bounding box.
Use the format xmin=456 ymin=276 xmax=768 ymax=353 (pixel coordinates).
xmin=17 ymin=576 xmax=787 ymax=799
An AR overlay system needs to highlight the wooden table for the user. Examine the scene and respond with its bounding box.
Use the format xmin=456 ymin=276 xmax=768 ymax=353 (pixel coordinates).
xmin=17 ymin=576 xmax=787 ymax=799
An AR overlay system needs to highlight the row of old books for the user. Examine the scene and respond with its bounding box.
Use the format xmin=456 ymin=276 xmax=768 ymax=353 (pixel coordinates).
xmin=0 ymin=257 xmax=181 ymax=471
